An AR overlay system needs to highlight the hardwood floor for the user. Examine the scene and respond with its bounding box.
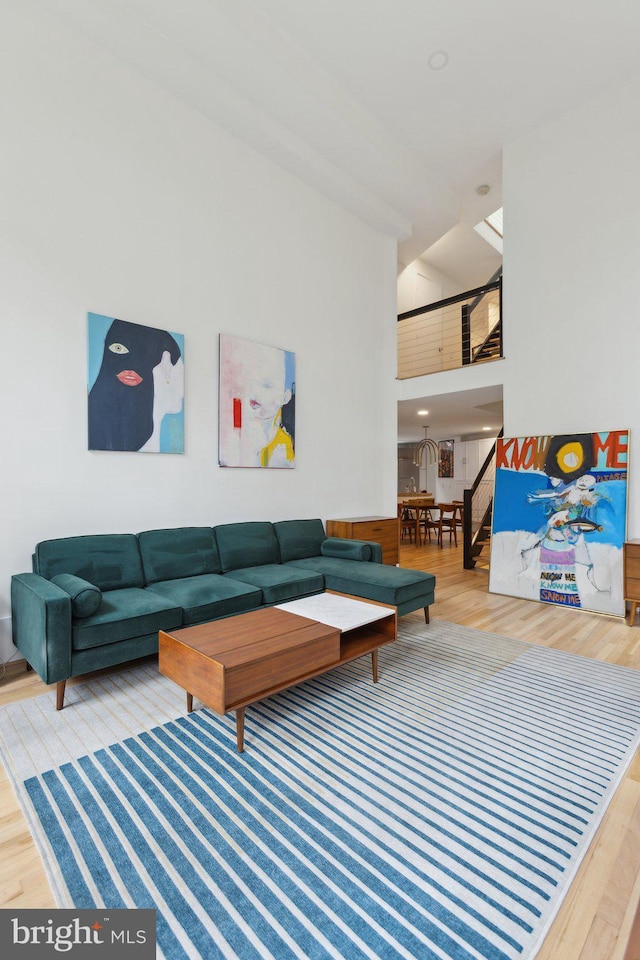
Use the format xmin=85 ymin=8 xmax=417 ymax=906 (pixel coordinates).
xmin=2 ymin=540 xmax=640 ymax=958
xmin=400 ymin=539 xmax=640 ymax=960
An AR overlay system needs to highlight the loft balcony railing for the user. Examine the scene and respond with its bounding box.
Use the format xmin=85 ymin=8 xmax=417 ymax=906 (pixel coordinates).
xmin=397 ymin=276 xmax=502 ymax=380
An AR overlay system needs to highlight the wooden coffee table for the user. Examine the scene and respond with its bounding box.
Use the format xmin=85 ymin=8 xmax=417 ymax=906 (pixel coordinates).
xmin=158 ymin=591 xmax=396 ymax=752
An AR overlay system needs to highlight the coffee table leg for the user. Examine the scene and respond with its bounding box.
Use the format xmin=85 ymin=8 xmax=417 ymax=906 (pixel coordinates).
xmin=236 ymin=706 xmax=245 ymax=753
xmin=186 ymin=692 xmax=193 ymax=712
xmin=371 ymin=649 xmax=378 ymax=683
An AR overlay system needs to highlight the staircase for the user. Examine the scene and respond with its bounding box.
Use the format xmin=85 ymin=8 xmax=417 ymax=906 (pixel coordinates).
xmin=472 ymin=319 xmax=502 ymax=362
xmin=397 ymin=271 xmax=502 ymax=379
xmin=463 ymin=428 xmax=503 ymax=570
xmin=470 ymin=501 xmax=493 ymax=568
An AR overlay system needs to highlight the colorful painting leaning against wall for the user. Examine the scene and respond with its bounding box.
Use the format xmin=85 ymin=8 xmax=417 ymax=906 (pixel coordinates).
xmin=218 ymin=334 xmax=295 ymax=468
xmin=489 ymin=430 xmax=629 ymax=616
xmin=88 ymin=313 xmax=185 ymax=453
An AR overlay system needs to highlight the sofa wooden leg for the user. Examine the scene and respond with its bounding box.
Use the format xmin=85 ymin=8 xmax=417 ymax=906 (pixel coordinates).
xmin=424 ymin=606 xmax=430 ymax=624
xmin=56 ymin=680 xmax=66 ymax=711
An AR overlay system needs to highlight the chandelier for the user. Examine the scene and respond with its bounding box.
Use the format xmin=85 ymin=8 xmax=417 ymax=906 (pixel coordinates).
xmin=413 ymin=425 xmax=438 ymax=467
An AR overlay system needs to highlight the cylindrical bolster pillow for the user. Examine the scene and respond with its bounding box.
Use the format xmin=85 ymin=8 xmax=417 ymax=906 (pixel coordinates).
xmin=320 ymin=538 xmax=372 ymax=561
xmin=51 ymin=573 xmax=103 ymax=618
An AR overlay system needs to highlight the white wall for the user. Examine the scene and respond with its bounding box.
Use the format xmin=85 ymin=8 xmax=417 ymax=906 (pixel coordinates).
xmin=435 ymin=437 xmax=494 ymax=503
xmin=398 ymin=74 xmax=640 ymax=542
xmin=397 ymin=258 xmax=461 ymax=315
xmin=502 ymin=74 xmax=640 ymax=538
xmin=0 ymin=2 xmax=398 ymax=660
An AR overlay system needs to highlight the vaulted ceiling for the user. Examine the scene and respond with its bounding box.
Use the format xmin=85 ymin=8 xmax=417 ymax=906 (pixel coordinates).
xmin=36 ymin=0 xmax=640 ymax=264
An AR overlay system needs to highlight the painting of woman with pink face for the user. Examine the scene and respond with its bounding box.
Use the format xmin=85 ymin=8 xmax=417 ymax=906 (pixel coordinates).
xmin=218 ymin=333 xmax=295 ymax=468
xmin=88 ymin=313 xmax=184 ymax=453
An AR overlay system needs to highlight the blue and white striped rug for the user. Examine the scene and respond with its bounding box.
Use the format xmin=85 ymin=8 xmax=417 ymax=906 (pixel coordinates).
xmin=3 ymin=619 xmax=640 ymax=960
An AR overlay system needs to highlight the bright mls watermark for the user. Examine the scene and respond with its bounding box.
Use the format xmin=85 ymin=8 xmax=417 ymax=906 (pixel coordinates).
xmin=0 ymin=909 xmax=156 ymax=957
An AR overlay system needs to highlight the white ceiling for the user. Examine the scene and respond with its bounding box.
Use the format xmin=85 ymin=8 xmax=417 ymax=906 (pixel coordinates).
xmin=417 ymin=222 xmax=502 ymax=290
xmin=398 ymin=385 xmax=503 ymax=444
xmin=35 ymin=0 xmax=640 ymax=267
xmin=32 ymin=1 xmax=637 ymax=442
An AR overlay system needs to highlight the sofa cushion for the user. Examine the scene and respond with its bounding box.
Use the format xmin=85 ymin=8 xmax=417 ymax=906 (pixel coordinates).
xmin=138 ymin=527 xmax=221 ymax=583
xmin=51 ymin=574 xmax=103 ymax=618
xmin=287 ymin=557 xmax=435 ymax=607
xmin=223 ymin=564 xmax=324 ymax=604
xmin=214 ymin=522 xmax=280 ymax=572
xmin=72 ymin=587 xmax=182 ymax=651
xmin=145 ymin=575 xmax=262 ymax=625
xmin=35 ymin=534 xmax=144 ymax=590
xmin=273 ymin=519 xmax=326 ymax=562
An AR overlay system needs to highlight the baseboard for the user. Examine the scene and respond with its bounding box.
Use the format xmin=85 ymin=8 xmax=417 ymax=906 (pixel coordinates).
xmin=0 ymin=616 xmax=20 ymax=665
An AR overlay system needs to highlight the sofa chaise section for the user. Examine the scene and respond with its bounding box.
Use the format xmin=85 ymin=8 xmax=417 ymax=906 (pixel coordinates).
xmin=273 ymin=519 xmax=435 ymax=620
xmin=284 ymin=556 xmax=434 ymax=618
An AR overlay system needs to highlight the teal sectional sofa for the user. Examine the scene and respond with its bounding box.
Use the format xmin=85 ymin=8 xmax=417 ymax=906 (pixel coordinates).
xmin=11 ymin=519 xmax=435 ymax=709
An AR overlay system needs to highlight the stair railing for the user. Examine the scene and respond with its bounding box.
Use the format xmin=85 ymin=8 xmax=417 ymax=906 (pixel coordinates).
xmin=470 ymin=266 xmax=503 ymax=363
xmin=398 ymin=275 xmax=502 ymax=380
xmin=463 ymin=428 xmax=503 ymax=569
xmin=472 ymin=317 xmax=502 ymax=362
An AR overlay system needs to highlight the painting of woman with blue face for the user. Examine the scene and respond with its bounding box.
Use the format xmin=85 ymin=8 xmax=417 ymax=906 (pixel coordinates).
xmin=88 ymin=313 xmax=185 ymax=453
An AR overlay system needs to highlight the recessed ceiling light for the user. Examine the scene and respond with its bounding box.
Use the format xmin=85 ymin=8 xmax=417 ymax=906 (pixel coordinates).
xmin=417 ymin=409 xmax=429 ymax=415
xmin=427 ymin=50 xmax=449 ymax=71
xmin=482 ymin=426 xmax=491 ymax=431
xmin=476 ymin=184 xmax=490 ymax=196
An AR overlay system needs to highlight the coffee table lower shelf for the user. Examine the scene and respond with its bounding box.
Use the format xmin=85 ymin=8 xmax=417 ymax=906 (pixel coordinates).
xmin=159 ymin=595 xmax=397 ymax=753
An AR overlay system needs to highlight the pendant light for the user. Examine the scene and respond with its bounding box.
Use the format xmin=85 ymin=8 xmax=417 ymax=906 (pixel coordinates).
xmin=413 ymin=425 xmax=438 ymax=468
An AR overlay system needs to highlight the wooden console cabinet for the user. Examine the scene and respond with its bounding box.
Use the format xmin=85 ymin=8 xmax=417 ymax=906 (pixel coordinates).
xmin=326 ymin=516 xmax=399 ymax=566
xmin=624 ymin=540 xmax=640 ymax=625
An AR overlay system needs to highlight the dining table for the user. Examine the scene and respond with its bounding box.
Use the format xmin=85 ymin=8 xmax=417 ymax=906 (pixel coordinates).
xmin=398 ymin=497 xmax=435 ymax=546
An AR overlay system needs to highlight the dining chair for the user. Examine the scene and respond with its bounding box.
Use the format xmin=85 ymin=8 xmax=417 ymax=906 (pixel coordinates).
xmin=421 ymin=506 xmax=442 ymax=546
xmin=398 ymin=502 xmax=417 ymax=543
xmin=452 ymin=500 xmax=464 ymax=535
xmin=437 ymin=503 xmax=458 ymax=547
